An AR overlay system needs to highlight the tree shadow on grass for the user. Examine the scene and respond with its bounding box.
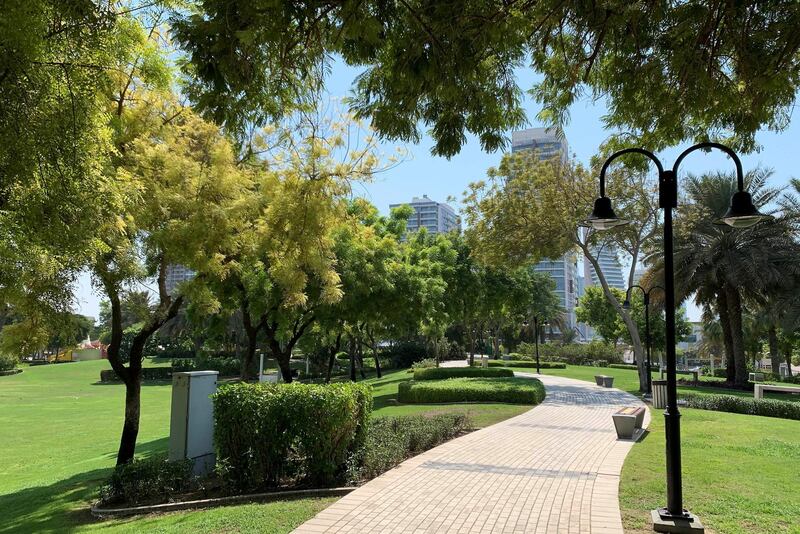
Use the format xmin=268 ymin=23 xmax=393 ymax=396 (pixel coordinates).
xmin=0 ymin=437 xmax=168 ymax=534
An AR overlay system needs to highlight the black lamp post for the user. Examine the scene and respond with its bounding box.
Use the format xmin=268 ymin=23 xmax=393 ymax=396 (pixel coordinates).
xmin=533 ymin=316 xmax=548 ymax=374
xmin=581 ymin=142 xmax=771 ymax=530
xmin=624 ymin=285 xmax=664 ymax=396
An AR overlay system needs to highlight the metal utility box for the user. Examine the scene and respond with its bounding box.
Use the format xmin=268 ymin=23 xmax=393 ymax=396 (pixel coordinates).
xmin=169 ymin=371 xmax=218 ymax=475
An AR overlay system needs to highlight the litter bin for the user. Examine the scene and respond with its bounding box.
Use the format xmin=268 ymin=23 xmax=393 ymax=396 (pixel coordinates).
xmin=651 ymin=379 xmax=667 ymax=409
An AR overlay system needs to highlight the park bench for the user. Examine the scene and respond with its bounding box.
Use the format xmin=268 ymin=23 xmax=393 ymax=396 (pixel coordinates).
xmin=594 ymin=375 xmax=614 ymax=388
xmin=660 ymin=368 xmax=699 ymax=381
xmin=612 ymin=406 xmax=646 ymax=440
xmin=754 ymin=383 xmax=800 ymax=399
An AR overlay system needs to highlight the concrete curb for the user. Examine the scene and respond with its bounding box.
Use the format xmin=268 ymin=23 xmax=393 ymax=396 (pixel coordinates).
xmin=91 ymin=486 xmax=356 ymax=518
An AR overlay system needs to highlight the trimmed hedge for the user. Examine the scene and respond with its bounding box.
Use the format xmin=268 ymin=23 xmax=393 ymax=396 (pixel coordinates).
xmin=398 ymin=377 xmax=545 ymax=405
xmin=350 ymin=414 xmax=470 ymax=481
xmin=413 ymin=367 xmax=513 ymax=380
xmin=213 ymin=382 xmax=372 ymax=491
xmin=99 ymin=455 xmax=194 ymax=505
xmin=682 ymin=393 xmax=800 ymax=421
xmin=608 ymin=364 xmax=638 ymax=370
xmin=484 ymin=360 xmax=566 ymax=369
xmin=100 ymin=367 xmax=172 ymax=382
xmin=173 ymin=355 xmax=242 ymax=377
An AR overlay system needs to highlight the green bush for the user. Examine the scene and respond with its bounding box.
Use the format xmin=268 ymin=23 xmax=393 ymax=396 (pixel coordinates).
xmin=484 ymin=360 xmax=566 ymax=369
xmin=99 ymin=455 xmax=194 ymax=505
xmin=411 ymin=358 xmax=437 ymax=370
xmin=0 ymin=352 xmax=18 ymax=372
xmin=100 ymin=367 xmax=172 ymax=382
xmin=213 ymin=381 xmax=372 ymax=491
xmin=398 ymin=377 xmax=545 ymax=404
xmin=518 ymin=341 xmax=622 ymax=365
xmin=350 ymin=414 xmax=470 ymax=481
xmin=413 ymin=367 xmax=513 ymax=380
xmin=173 ymin=355 xmax=242 ymax=376
xmin=682 ymin=393 xmax=800 ymax=421
xmin=383 ymin=341 xmax=428 ymax=368
xmin=608 ymin=364 xmax=638 ymax=370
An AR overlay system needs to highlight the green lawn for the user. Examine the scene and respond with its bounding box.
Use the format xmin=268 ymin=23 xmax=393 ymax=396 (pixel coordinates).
xmin=620 ymin=408 xmax=800 ymax=534
xmin=0 ymin=361 xmax=530 ymax=533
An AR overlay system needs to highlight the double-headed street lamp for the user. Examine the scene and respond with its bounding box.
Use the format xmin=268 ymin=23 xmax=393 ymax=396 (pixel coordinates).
xmin=623 ymin=284 xmax=664 ymax=396
xmin=581 ymin=142 xmax=771 ymax=531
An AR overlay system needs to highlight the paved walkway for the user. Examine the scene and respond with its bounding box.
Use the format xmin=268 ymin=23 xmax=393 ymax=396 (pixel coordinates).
xmin=294 ymin=374 xmax=650 ymax=534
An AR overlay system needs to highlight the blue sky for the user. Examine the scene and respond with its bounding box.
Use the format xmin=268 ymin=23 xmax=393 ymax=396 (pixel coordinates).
xmin=73 ymin=62 xmax=798 ymax=320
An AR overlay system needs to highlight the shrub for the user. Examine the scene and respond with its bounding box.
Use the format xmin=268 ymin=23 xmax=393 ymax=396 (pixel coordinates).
xmin=173 ymin=355 xmax=241 ymax=376
xmin=484 ymin=360 xmax=566 ymax=369
xmin=213 ymin=382 xmax=372 ymax=491
xmin=518 ymin=341 xmax=622 ymax=365
xmin=398 ymin=377 xmax=545 ymax=404
xmin=383 ymin=341 xmax=427 ymax=368
xmin=99 ymin=455 xmax=194 ymax=505
xmin=608 ymin=364 xmax=638 ymax=370
xmin=100 ymin=367 xmax=172 ymax=382
xmin=593 ymin=359 xmax=608 ymax=367
xmin=350 ymin=414 xmax=470 ymax=481
xmin=413 ymin=367 xmax=513 ymax=380
xmin=0 ymin=352 xmax=18 ymax=372
xmin=682 ymin=393 xmax=800 ymax=421
xmin=411 ymin=358 xmax=437 ymax=370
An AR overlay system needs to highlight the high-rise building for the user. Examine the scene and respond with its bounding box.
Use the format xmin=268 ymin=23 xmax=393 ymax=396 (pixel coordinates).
xmin=511 ymin=128 xmax=578 ymax=337
xmin=584 ymin=244 xmax=626 ymax=291
xmin=511 ymin=127 xmax=569 ymax=162
xmin=165 ymin=264 xmax=195 ymax=295
xmin=389 ymin=195 xmax=461 ymax=235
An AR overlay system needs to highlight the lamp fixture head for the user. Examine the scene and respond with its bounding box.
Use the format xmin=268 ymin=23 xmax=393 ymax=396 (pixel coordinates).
xmin=716 ymin=191 xmax=773 ymax=228
xmin=622 ymin=299 xmax=631 ymax=310
xmin=581 ymin=197 xmax=630 ymax=230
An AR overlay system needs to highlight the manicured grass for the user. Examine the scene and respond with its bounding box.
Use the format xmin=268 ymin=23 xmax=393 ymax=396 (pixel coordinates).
xmin=485 ymin=360 xmax=565 ymax=369
xmin=398 ymin=377 xmax=546 ymax=404
xmin=0 ymin=362 xmax=530 ymax=533
xmin=620 ymin=407 xmax=800 ymax=534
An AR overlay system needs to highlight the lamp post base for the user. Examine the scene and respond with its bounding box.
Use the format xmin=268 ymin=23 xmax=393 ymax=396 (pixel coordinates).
xmin=651 ymin=509 xmax=704 ymax=533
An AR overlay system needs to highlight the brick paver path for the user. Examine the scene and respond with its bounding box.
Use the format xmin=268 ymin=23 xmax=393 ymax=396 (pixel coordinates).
xmin=294 ymin=374 xmax=649 ymax=534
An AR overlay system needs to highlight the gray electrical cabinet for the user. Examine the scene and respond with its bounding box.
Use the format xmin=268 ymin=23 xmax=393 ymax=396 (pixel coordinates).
xmin=169 ymin=370 xmax=218 ymax=475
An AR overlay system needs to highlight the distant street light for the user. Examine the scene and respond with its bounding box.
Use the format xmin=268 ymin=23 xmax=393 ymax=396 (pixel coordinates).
xmin=581 ymin=142 xmax=771 ymax=531
xmin=623 ymin=285 xmax=665 ymax=396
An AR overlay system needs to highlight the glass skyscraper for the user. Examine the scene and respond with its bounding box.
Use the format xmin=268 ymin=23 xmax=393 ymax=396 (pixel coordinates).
xmin=389 ymin=195 xmax=461 ymax=235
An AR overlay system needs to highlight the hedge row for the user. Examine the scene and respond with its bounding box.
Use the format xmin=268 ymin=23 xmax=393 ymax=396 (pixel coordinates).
xmin=485 ymin=360 xmax=566 ymax=369
xmin=351 ymin=414 xmax=470 ymax=481
xmin=608 ymin=364 xmax=638 ymax=370
xmin=173 ymin=355 xmax=242 ymax=377
xmin=99 ymin=367 xmax=172 ymax=382
xmin=413 ymin=367 xmax=513 ymax=380
xmin=213 ymin=382 xmax=372 ymax=491
xmin=398 ymin=377 xmax=546 ymax=405
xmin=682 ymin=393 xmax=800 ymax=421
xmin=516 ymin=341 xmax=623 ymax=365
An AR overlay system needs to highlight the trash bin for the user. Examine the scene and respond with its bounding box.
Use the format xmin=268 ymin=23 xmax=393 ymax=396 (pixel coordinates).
xmin=652 ymin=379 xmax=667 ymax=409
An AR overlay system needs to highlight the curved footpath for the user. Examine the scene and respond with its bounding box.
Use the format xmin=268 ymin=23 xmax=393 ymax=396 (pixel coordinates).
xmin=294 ymin=374 xmax=650 ymax=534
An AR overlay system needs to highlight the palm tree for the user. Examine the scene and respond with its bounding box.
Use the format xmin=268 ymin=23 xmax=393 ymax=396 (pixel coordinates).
xmin=645 ymin=169 xmax=799 ymax=386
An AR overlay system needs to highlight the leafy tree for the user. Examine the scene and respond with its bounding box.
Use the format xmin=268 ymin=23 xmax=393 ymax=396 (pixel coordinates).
xmin=173 ymin=1 xmax=800 ymax=156
xmin=576 ymin=286 xmax=627 ymax=346
xmin=463 ymin=150 xmax=656 ymax=390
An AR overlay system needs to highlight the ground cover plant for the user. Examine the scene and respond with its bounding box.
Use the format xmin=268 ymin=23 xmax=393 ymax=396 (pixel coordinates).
xmin=0 ymin=361 xmax=531 ymax=533
xmin=398 ymin=377 xmax=545 ymax=405
xmin=620 ymin=408 xmax=800 ymax=534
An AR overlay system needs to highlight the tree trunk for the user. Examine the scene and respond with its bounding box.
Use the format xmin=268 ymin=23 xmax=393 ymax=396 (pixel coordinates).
xmin=467 ymin=329 xmax=475 ymax=366
xmin=325 ymin=333 xmax=342 ymax=383
xmin=785 ymin=351 xmax=793 ymax=377
xmin=274 ymin=351 xmax=293 ymax=382
xmin=349 ymin=336 xmax=357 ymax=382
xmin=725 ymin=284 xmax=748 ymax=386
xmin=768 ymin=325 xmax=780 ymax=377
xmin=241 ymin=325 xmax=258 ymax=380
xmin=717 ymin=290 xmax=735 ymax=382
xmin=117 ymin=375 xmax=141 ymax=465
xmin=356 ymin=342 xmax=366 ymax=379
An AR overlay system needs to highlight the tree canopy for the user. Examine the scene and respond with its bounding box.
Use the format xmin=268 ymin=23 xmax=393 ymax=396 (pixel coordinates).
xmin=173 ymin=1 xmax=800 ymax=156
